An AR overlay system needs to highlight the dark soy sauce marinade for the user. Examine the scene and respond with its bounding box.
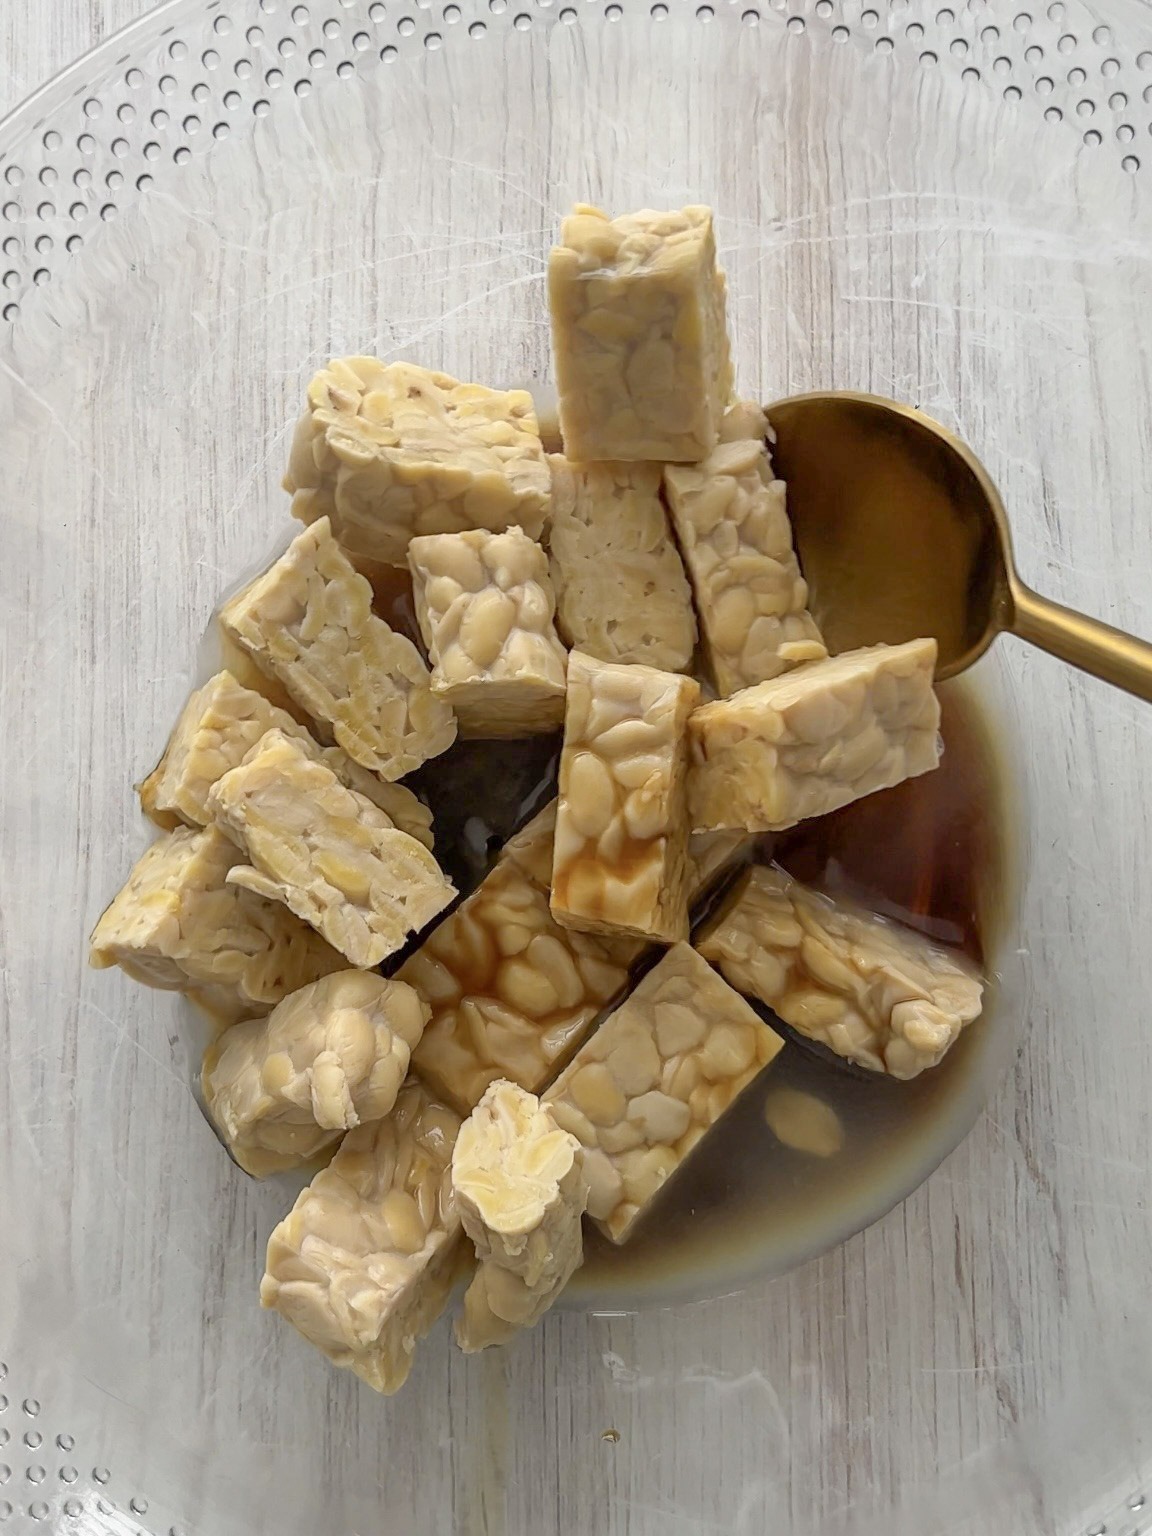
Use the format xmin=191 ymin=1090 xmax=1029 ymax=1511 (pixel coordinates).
xmin=371 ymin=566 xmax=1006 ymax=1300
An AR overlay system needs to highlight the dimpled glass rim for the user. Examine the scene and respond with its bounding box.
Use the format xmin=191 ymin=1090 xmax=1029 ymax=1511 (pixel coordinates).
xmin=1 ymin=0 xmax=1151 ymax=322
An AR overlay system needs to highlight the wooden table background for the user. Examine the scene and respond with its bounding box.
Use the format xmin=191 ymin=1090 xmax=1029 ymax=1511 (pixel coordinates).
xmin=4 ymin=4 xmax=1152 ymax=1536
xmin=1 ymin=2 xmax=140 ymax=121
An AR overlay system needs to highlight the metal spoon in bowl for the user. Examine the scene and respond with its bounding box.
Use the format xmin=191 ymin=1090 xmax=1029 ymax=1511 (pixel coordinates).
xmin=764 ymin=391 xmax=1152 ymax=701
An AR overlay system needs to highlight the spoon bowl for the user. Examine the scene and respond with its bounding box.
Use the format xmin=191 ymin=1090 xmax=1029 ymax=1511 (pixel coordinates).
xmin=765 ymin=391 xmax=1152 ymax=699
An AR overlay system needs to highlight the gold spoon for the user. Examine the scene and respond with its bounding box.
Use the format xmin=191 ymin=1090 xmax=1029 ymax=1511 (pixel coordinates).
xmin=764 ymin=391 xmax=1152 ymax=700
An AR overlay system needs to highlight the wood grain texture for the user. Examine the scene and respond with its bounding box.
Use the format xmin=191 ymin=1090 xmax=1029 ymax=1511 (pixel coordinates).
xmin=0 ymin=0 xmax=144 ymax=121
xmin=2 ymin=5 xmax=1152 ymax=1536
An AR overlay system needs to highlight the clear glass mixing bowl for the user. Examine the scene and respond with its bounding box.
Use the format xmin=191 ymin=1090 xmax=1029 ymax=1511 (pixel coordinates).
xmin=1 ymin=2 xmax=1151 ymax=1533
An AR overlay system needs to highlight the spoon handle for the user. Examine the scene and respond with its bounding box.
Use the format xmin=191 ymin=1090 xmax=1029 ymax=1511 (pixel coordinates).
xmin=1009 ymin=581 xmax=1152 ymax=703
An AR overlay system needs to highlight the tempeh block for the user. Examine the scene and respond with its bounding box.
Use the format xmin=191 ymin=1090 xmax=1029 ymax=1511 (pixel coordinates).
xmin=552 ymin=651 xmax=700 ymax=944
xmin=545 ymin=943 xmax=783 ymax=1242
xmin=202 ymin=971 xmax=430 ymax=1176
xmin=207 ymin=730 xmax=455 ymax=969
xmin=88 ymin=824 xmax=344 ymax=1021
xmin=139 ymin=670 xmax=433 ymax=846
xmin=688 ymin=639 xmax=941 ymax=832
xmin=451 ymin=1079 xmax=588 ymax=1351
xmin=260 ymin=1081 xmax=465 ymax=1395
xmin=219 ymin=518 xmax=457 ymax=779
xmin=216 ymin=626 xmax=313 ymax=723
xmin=408 ymin=527 xmax=567 ymax=738
xmin=696 ymin=864 xmax=983 ymax=1078
xmin=404 ymin=859 xmax=636 ymax=1116
xmin=548 ymin=204 xmax=733 ymax=462
xmin=664 ymin=401 xmax=826 ymax=694
xmin=497 ymin=799 xmax=559 ymax=890
xmin=547 ymin=456 xmax=697 ymax=673
xmin=284 ymin=358 xmax=550 ymax=567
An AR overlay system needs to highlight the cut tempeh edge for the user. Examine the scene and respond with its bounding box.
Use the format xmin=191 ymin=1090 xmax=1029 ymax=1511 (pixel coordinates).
xmin=451 ymin=1079 xmax=588 ymax=1351
xmin=547 ymin=455 xmax=697 ymax=673
xmin=207 ymin=730 xmax=455 ymax=969
xmin=403 ymin=857 xmax=639 ymax=1117
xmin=552 ymin=651 xmax=700 ymax=944
xmin=284 ymin=357 xmax=550 ymax=567
xmin=403 ymin=804 xmax=752 ymax=1118
xmin=688 ymin=639 xmax=941 ymax=832
xmin=663 ymin=400 xmax=826 ymax=695
xmin=548 ymin=204 xmax=733 ymax=463
xmin=545 ymin=943 xmax=783 ymax=1243
xmin=260 ymin=1080 xmax=466 ymax=1395
xmin=139 ymin=669 xmax=433 ymax=846
xmin=88 ymin=824 xmax=345 ymax=1025
xmin=202 ymin=970 xmax=430 ymax=1176
xmin=219 ymin=517 xmax=457 ymax=779
xmin=497 ymin=799 xmax=560 ymax=890
xmin=408 ymin=527 xmax=568 ymax=739
xmin=696 ymin=864 xmax=983 ymax=1079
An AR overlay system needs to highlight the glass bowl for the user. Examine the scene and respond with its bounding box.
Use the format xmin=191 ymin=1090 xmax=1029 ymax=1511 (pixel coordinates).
xmin=1 ymin=2 xmax=1151 ymax=1533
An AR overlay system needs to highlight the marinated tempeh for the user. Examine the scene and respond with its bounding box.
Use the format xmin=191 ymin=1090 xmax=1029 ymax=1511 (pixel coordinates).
xmin=219 ymin=518 xmax=457 ymax=779
xmin=404 ymin=859 xmax=637 ymax=1116
xmin=284 ymin=358 xmax=550 ymax=567
xmin=497 ymin=799 xmax=559 ymax=890
xmin=696 ymin=864 xmax=983 ymax=1078
xmin=688 ymin=639 xmax=941 ymax=833
xmin=408 ymin=527 xmax=567 ymax=738
xmin=139 ymin=670 xmax=433 ymax=846
xmin=202 ymin=971 xmax=430 ymax=1176
xmin=687 ymin=828 xmax=748 ymax=886
xmin=547 ymin=456 xmax=696 ymax=672
xmin=664 ymin=401 xmax=826 ymax=694
xmin=216 ymin=626 xmax=313 ymax=722
xmin=548 ymin=204 xmax=733 ymax=462
xmin=207 ymin=730 xmax=455 ymax=969
xmin=260 ymin=1081 xmax=465 ymax=1395
xmin=545 ymin=943 xmax=783 ymax=1242
xmin=88 ymin=824 xmax=344 ymax=1022
xmin=552 ymin=651 xmax=700 ymax=944
xmin=451 ymin=1079 xmax=588 ymax=1351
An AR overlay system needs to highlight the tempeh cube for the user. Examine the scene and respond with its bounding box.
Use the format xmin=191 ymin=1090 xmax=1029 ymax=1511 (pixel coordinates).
xmin=207 ymin=730 xmax=455 ymax=969
xmin=260 ymin=1080 xmax=465 ymax=1395
xmin=502 ymin=799 xmax=747 ymax=910
xmin=202 ymin=971 xmax=430 ymax=1176
xmin=216 ymin=626 xmax=313 ymax=723
xmin=695 ymin=864 xmax=983 ymax=1079
xmin=284 ymin=358 xmax=550 ymax=567
xmin=139 ymin=670 xmax=433 ymax=846
xmin=407 ymin=527 xmax=567 ymax=738
xmin=664 ymin=402 xmax=826 ymax=694
xmin=552 ymin=651 xmax=700 ymax=944
xmin=219 ymin=518 xmax=457 ymax=779
xmin=548 ymin=204 xmax=733 ymax=462
xmin=547 ymin=456 xmax=697 ymax=673
xmin=688 ymin=639 xmax=941 ymax=832
xmin=88 ymin=824 xmax=344 ymax=1021
xmin=404 ymin=859 xmax=636 ymax=1116
xmin=497 ymin=799 xmax=559 ymax=890
xmin=451 ymin=1079 xmax=588 ymax=1351
xmin=545 ymin=943 xmax=782 ymax=1243
xmin=687 ymin=829 xmax=751 ymax=902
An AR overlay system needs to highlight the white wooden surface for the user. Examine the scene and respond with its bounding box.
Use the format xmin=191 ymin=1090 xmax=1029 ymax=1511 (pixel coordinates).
xmin=3 ymin=5 xmax=1152 ymax=1536
xmin=0 ymin=1 xmax=143 ymax=121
